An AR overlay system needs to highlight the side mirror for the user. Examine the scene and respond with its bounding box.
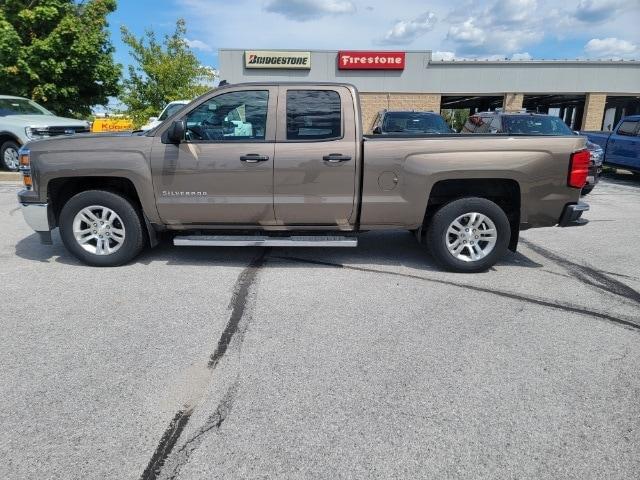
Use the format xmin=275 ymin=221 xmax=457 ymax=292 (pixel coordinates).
xmin=148 ymin=116 xmax=158 ymax=123
xmin=167 ymin=120 xmax=185 ymax=143
xmin=372 ymin=126 xmax=382 ymax=134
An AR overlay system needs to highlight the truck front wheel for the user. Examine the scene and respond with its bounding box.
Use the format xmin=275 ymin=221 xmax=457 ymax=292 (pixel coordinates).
xmin=426 ymin=197 xmax=511 ymax=273
xmin=1 ymin=140 xmax=21 ymax=171
xmin=59 ymin=190 xmax=145 ymax=267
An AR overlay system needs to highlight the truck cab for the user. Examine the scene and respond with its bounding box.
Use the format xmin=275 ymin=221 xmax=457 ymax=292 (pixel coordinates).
xmin=583 ymin=115 xmax=640 ymax=173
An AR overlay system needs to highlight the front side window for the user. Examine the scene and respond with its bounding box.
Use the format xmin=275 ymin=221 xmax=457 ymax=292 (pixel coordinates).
xmin=286 ymin=90 xmax=341 ymax=140
xmin=617 ymin=121 xmax=638 ymax=136
xmin=185 ymin=90 xmax=268 ymax=141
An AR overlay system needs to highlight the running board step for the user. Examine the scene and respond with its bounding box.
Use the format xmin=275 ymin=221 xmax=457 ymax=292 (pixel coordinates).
xmin=173 ymin=235 xmax=358 ymax=247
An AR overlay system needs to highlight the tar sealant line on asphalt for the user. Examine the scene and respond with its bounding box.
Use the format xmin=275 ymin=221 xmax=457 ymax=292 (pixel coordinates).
xmin=520 ymin=239 xmax=640 ymax=305
xmin=139 ymin=249 xmax=269 ymax=480
xmin=271 ymin=255 xmax=640 ymax=332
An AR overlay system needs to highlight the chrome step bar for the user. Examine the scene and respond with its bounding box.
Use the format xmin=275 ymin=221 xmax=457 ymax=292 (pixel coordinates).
xmin=173 ymin=235 xmax=358 ymax=247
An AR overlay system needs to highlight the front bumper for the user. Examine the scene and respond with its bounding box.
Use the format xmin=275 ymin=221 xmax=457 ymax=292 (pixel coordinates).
xmin=558 ymin=202 xmax=589 ymax=227
xmin=20 ymin=202 xmax=53 ymax=244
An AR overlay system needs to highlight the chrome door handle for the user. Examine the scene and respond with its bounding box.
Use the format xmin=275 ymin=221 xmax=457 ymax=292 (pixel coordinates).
xmin=240 ymin=154 xmax=269 ymax=163
xmin=323 ymin=153 xmax=352 ymax=163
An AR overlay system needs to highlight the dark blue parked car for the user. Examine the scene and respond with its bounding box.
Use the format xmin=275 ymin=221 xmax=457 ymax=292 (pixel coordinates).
xmin=582 ymin=115 xmax=640 ymax=175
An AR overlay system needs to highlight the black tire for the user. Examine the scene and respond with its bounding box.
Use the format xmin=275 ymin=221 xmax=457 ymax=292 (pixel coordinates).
xmin=59 ymin=190 xmax=145 ymax=267
xmin=581 ymin=185 xmax=595 ymax=196
xmin=1 ymin=140 xmax=21 ymax=171
xmin=426 ymin=197 xmax=511 ymax=273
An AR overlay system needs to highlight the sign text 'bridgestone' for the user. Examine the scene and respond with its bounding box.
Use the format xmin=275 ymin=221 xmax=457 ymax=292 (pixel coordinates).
xmin=245 ymin=50 xmax=311 ymax=69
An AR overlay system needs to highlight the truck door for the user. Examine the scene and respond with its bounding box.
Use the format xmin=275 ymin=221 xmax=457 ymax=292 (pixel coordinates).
xmin=273 ymin=86 xmax=358 ymax=226
xmin=608 ymin=119 xmax=640 ymax=169
xmin=150 ymin=86 xmax=278 ymax=225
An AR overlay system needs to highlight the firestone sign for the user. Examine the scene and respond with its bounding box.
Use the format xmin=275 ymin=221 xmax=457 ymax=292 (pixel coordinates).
xmin=245 ymin=50 xmax=311 ymax=69
xmin=338 ymin=51 xmax=406 ymax=70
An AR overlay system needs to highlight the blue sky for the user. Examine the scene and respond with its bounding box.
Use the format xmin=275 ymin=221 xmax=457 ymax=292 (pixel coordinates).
xmin=107 ymin=0 xmax=639 ymax=72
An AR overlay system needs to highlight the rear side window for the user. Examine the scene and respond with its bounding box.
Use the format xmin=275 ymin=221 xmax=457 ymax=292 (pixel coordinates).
xmin=286 ymin=90 xmax=341 ymax=140
xmin=617 ymin=121 xmax=638 ymax=136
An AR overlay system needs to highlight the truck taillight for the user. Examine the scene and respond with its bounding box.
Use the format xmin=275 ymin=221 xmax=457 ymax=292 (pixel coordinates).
xmin=568 ymin=149 xmax=590 ymax=188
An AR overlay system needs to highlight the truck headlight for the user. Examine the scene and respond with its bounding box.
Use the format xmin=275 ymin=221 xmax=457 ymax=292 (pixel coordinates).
xmin=25 ymin=127 xmax=50 ymax=139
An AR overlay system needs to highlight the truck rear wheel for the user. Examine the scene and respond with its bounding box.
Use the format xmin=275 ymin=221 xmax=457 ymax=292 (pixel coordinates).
xmin=426 ymin=197 xmax=511 ymax=273
xmin=59 ymin=190 xmax=145 ymax=267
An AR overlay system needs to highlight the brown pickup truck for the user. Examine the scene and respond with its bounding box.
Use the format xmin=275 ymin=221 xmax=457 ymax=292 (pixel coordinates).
xmin=17 ymin=82 xmax=590 ymax=272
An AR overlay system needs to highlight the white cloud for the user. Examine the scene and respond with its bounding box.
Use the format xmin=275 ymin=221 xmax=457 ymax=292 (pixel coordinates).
xmin=511 ymin=52 xmax=532 ymax=60
xmin=447 ymin=18 xmax=485 ymax=48
xmin=432 ymin=51 xmax=456 ymax=61
xmin=584 ymin=37 xmax=638 ymax=59
xmin=185 ymin=38 xmax=213 ymax=52
xmin=264 ymin=0 xmax=356 ymax=21
xmin=444 ymin=0 xmax=555 ymax=56
xmin=380 ymin=12 xmax=437 ymax=45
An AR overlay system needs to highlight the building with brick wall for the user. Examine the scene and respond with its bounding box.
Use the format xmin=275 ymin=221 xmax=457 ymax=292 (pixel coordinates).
xmin=218 ymin=49 xmax=640 ymax=133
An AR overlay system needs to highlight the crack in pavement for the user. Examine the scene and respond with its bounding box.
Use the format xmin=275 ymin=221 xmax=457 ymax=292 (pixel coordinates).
xmin=139 ymin=249 xmax=268 ymax=480
xmin=271 ymin=255 xmax=640 ymax=332
xmin=520 ymin=239 xmax=640 ymax=305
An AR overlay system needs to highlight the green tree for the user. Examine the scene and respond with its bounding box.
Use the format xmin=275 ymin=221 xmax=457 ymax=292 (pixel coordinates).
xmin=119 ymin=19 xmax=216 ymax=127
xmin=0 ymin=0 xmax=121 ymax=117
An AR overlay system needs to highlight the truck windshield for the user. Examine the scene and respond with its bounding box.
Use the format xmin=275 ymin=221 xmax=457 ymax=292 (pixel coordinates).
xmin=502 ymin=115 xmax=574 ymax=135
xmin=0 ymin=98 xmax=51 ymax=116
xmin=382 ymin=112 xmax=452 ymax=134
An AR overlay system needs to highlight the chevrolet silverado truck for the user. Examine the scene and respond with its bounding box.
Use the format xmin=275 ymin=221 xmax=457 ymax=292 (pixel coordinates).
xmin=17 ymin=82 xmax=590 ymax=272
xmin=582 ymin=115 xmax=640 ymax=174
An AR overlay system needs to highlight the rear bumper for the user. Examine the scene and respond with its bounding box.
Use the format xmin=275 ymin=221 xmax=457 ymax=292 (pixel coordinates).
xmin=586 ymin=164 xmax=602 ymax=186
xmin=558 ymin=202 xmax=589 ymax=227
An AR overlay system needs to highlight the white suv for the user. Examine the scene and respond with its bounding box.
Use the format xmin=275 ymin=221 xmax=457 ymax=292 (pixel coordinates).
xmin=0 ymin=95 xmax=90 ymax=171
xmin=140 ymin=100 xmax=189 ymax=131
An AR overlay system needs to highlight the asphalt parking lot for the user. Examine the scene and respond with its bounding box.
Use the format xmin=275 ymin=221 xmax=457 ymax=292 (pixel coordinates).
xmin=1 ymin=173 xmax=639 ymax=480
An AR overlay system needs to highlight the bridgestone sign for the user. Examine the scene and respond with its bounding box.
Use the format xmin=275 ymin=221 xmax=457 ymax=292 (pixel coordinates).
xmin=245 ymin=50 xmax=311 ymax=69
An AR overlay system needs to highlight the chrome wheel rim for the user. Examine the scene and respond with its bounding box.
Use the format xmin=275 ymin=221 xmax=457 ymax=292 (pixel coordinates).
xmin=3 ymin=146 xmax=19 ymax=170
xmin=72 ymin=206 xmax=125 ymax=255
xmin=445 ymin=212 xmax=497 ymax=262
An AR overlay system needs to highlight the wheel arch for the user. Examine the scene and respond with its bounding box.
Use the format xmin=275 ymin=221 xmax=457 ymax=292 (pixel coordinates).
xmin=0 ymin=131 xmax=23 ymax=146
xmin=48 ymin=176 xmax=158 ymax=247
xmin=422 ymin=178 xmax=521 ymax=252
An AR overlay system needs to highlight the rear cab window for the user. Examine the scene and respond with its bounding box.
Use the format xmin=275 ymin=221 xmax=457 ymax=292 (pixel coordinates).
xmin=381 ymin=112 xmax=451 ymax=134
xmin=501 ymin=115 xmax=574 ymax=135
